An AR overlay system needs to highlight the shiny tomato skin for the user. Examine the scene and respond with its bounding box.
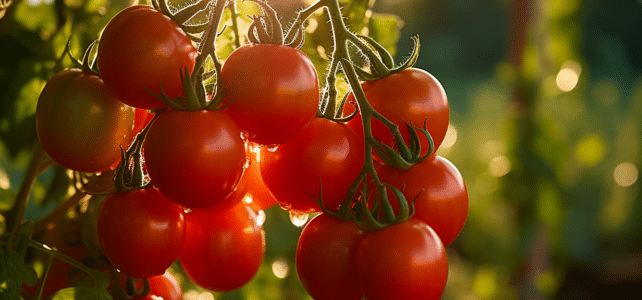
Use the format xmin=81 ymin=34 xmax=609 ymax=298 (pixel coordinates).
xmin=356 ymin=219 xmax=448 ymax=300
xmin=97 ymin=187 xmax=186 ymax=279
xmin=97 ymin=5 xmax=198 ymax=109
xmin=143 ymin=110 xmax=246 ymax=209
xmin=36 ymin=68 xmax=135 ymax=173
xmin=141 ymin=271 xmax=182 ymax=300
xmin=243 ymin=144 xmax=277 ymax=211
xmin=180 ymin=203 xmax=265 ymax=293
xmin=260 ymin=118 xmax=365 ymax=213
xmin=347 ymin=68 xmax=449 ymax=157
xmin=222 ymin=44 xmax=319 ymax=145
xmin=296 ymin=214 xmax=364 ymax=300
xmin=377 ymin=155 xmax=468 ymax=247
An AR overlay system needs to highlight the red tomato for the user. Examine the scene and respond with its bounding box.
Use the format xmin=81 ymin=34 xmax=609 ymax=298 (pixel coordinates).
xmin=122 ymin=108 xmax=154 ymax=151
xmin=347 ymin=68 xmax=449 ymax=157
xmin=97 ymin=187 xmax=186 ymax=279
xmin=356 ymin=219 xmax=448 ymax=300
xmin=143 ymin=110 xmax=246 ymax=209
xmin=36 ymin=68 xmax=135 ymax=173
xmin=222 ymin=44 xmax=319 ymax=145
xmin=180 ymin=203 xmax=265 ymax=292
xmin=377 ymin=155 xmax=468 ymax=246
xmin=296 ymin=214 xmax=364 ymax=300
xmin=260 ymin=118 xmax=365 ymax=213
xmin=97 ymin=5 xmax=198 ymax=109
xmin=141 ymin=271 xmax=182 ymax=300
xmin=243 ymin=144 xmax=277 ymax=212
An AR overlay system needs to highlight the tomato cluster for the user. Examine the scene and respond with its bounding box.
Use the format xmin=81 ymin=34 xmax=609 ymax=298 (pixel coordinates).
xmin=30 ymin=1 xmax=468 ymax=299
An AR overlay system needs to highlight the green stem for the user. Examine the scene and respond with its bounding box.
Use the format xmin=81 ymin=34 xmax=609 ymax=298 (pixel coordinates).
xmin=228 ymin=0 xmax=242 ymax=48
xmin=6 ymin=144 xmax=46 ymax=234
xmin=28 ymin=238 xmax=99 ymax=289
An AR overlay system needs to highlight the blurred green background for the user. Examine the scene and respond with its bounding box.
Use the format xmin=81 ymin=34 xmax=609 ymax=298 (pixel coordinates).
xmin=1 ymin=0 xmax=642 ymax=299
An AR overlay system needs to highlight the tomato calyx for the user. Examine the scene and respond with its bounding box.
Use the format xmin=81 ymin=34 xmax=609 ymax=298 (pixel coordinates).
xmin=368 ymin=119 xmax=435 ymax=170
xmin=353 ymin=183 xmax=419 ymax=231
xmin=246 ymin=0 xmax=305 ymax=48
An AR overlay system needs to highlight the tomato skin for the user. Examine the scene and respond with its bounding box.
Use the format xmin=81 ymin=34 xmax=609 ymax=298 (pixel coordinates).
xmin=97 ymin=5 xmax=198 ymax=109
xmin=97 ymin=187 xmax=186 ymax=279
xmin=355 ymin=219 xmax=448 ymax=300
xmin=260 ymin=118 xmax=365 ymax=213
xmin=347 ymin=68 xmax=449 ymax=157
xmin=296 ymin=214 xmax=364 ymax=300
xmin=36 ymin=68 xmax=135 ymax=173
xmin=377 ymin=155 xmax=468 ymax=246
xmin=244 ymin=144 xmax=277 ymax=211
xmin=141 ymin=271 xmax=182 ymax=300
xmin=180 ymin=203 xmax=265 ymax=293
xmin=222 ymin=44 xmax=319 ymax=145
xmin=143 ymin=110 xmax=246 ymax=209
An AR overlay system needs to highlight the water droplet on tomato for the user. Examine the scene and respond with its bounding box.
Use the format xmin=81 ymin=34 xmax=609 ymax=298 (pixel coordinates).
xmin=266 ymin=144 xmax=279 ymax=152
xmin=243 ymin=156 xmax=251 ymax=169
xmin=256 ymin=210 xmax=266 ymax=226
xmin=289 ymin=210 xmax=309 ymax=227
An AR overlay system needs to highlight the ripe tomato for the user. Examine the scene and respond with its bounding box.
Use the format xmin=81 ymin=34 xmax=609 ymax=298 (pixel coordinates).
xmin=243 ymin=144 xmax=277 ymax=212
xmin=377 ymin=155 xmax=468 ymax=247
xmin=36 ymin=68 xmax=135 ymax=173
xmin=143 ymin=110 xmax=246 ymax=209
xmin=355 ymin=219 xmax=448 ymax=300
xmin=142 ymin=271 xmax=182 ymax=300
xmin=97 ymin=187 xmax=186 ymax=279
xmin=222 ymin=44 xmax=319 ymax=145
xmin=296 ymin=214 xmax=364 ymax=300
xmin=346 ymin=68 xmax=449 ymax=157
xmin=180 ymin=203 xmax=265 ymax=292
xmin=97 ymin=5 xmax=198 ymax=109
xmin=260 ymin=118 xmax=365 ymax=213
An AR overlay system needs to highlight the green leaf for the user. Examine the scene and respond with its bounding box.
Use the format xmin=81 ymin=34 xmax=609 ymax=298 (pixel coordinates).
xmin=51 ymin=285 xmax=113 ymax=300
xmin=0 ymin=247 xmax=38 ymax=294
xmin=368 ymin=13 xmax=403 ymax=58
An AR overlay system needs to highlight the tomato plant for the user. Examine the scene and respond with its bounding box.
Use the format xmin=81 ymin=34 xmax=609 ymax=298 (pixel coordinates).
xmin=260 ymin=117 xmax=365 ymax=213
xmin=97 ymin=187 xmax=186 ymax=279
xmin=376 ymin=155 xmax=469 ymax=246
xmin=179 ymin=203 xmax=265 ymax=293
xmin=35 ymin=68 xmax=135 ymax=173
xmin=296 ymin=213 xmax=364 ymax=300
xmin=143 ymin=110 xmax=246 ymax=209
xmin=355 ymin=219 xmax=448 ymax=300
xmin=347 ymin=68 xmax=449 ymax=157
xmin=222 ymin=44 xmax=320 ymax=145
xmin=97 ymin=5 xmax=198 ymax=109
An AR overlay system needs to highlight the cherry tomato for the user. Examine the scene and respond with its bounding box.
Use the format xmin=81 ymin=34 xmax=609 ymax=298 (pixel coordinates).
xmin=143 ymin=110 xmax=246 ymax=209
xmin=97 ymin=5 xmax=198 ymax=109
xmin=97 ymin=187 xmax=186 ymax=279
xmin=222 ymin=44 xmax=319 ymax=145
xmin=142 ymin=271 xmax=182 ymax=300
xmin=377 ymin=155 xmax=468 ymax=246
xmin=260 ymin=118 xmax=365 ymax=213
xmin=347 ymin=68 xmax=449 ymax=157
xmin=355 ymin=219 xmax=448 ymax=300
xmin=296 ymin=214 xmax=364 ymax=300
xmin=180 ymin=203 xmax=265 ymax=292
xmin=36 ymin=68 xmax=135 ymax=173
xmin=243 ymin=144 xmax=277 ymax=212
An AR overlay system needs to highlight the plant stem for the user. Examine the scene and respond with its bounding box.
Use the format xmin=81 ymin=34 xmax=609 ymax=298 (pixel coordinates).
xmin=32 ymin=192 xmax=87 ymax=236
xmin=6 ymin=144 xmax=46 ymax=234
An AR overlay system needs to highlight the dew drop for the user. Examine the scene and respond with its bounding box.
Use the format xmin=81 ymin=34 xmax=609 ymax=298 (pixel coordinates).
xmin=289 ymin=210 xmax=309 ymax=227
xmin=267 ymin=144 xmax=279 ymax=152
xmin=256 ymin=210 xmax=266 ymax=226
xmin=243 ymin=156 xmax=252 ymax=169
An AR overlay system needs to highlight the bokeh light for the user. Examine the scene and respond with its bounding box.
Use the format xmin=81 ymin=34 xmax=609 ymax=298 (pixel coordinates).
xmin=613 ymin=162 xmax=639 ymax=187
xmin=556 ymin=60 xmax=581 ymax=92
xmin=271 ymin=258 xmax=289 ymax=279
xmin=488 ymin=156 xmax=511 ymax=177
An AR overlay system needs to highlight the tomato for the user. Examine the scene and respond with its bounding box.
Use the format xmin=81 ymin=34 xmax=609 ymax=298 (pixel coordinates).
xmin=122 ymin=108 xmax=154 ymax=151
xmin=346 ymin=68 xmax=449 ymax=157
xmin=377 ymin=155 xmax=468 ymax=246
xmin=141 ymin=271 xmax=182 ymax=300
xmin=355 ymin=219 xmax=448 ymax=300
xmin=97 ymin=187 xmax=186 ymax=279
xmin=222 ymin=43 xmax=319 ymax=145
xmin=296 ymin=214 xmax=364 ymax=300
xmin=260 ymin=118 xmax=365 ymax=213
xmin=97 ymin=5 xmax=198 ymax=109
xmin=36 ymin=68 xmax=135 ymax=173
xmin=180 ymin=203 xmax=265 ymax=292
xmin=143 ymin=110 xmax=246 ymax=209
xmin=243 ymin=144 xmax=277 ymax=212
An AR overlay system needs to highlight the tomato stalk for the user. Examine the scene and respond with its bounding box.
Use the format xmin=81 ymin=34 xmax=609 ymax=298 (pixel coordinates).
xmin=5 ymin=144 xmax=46 ymax=235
